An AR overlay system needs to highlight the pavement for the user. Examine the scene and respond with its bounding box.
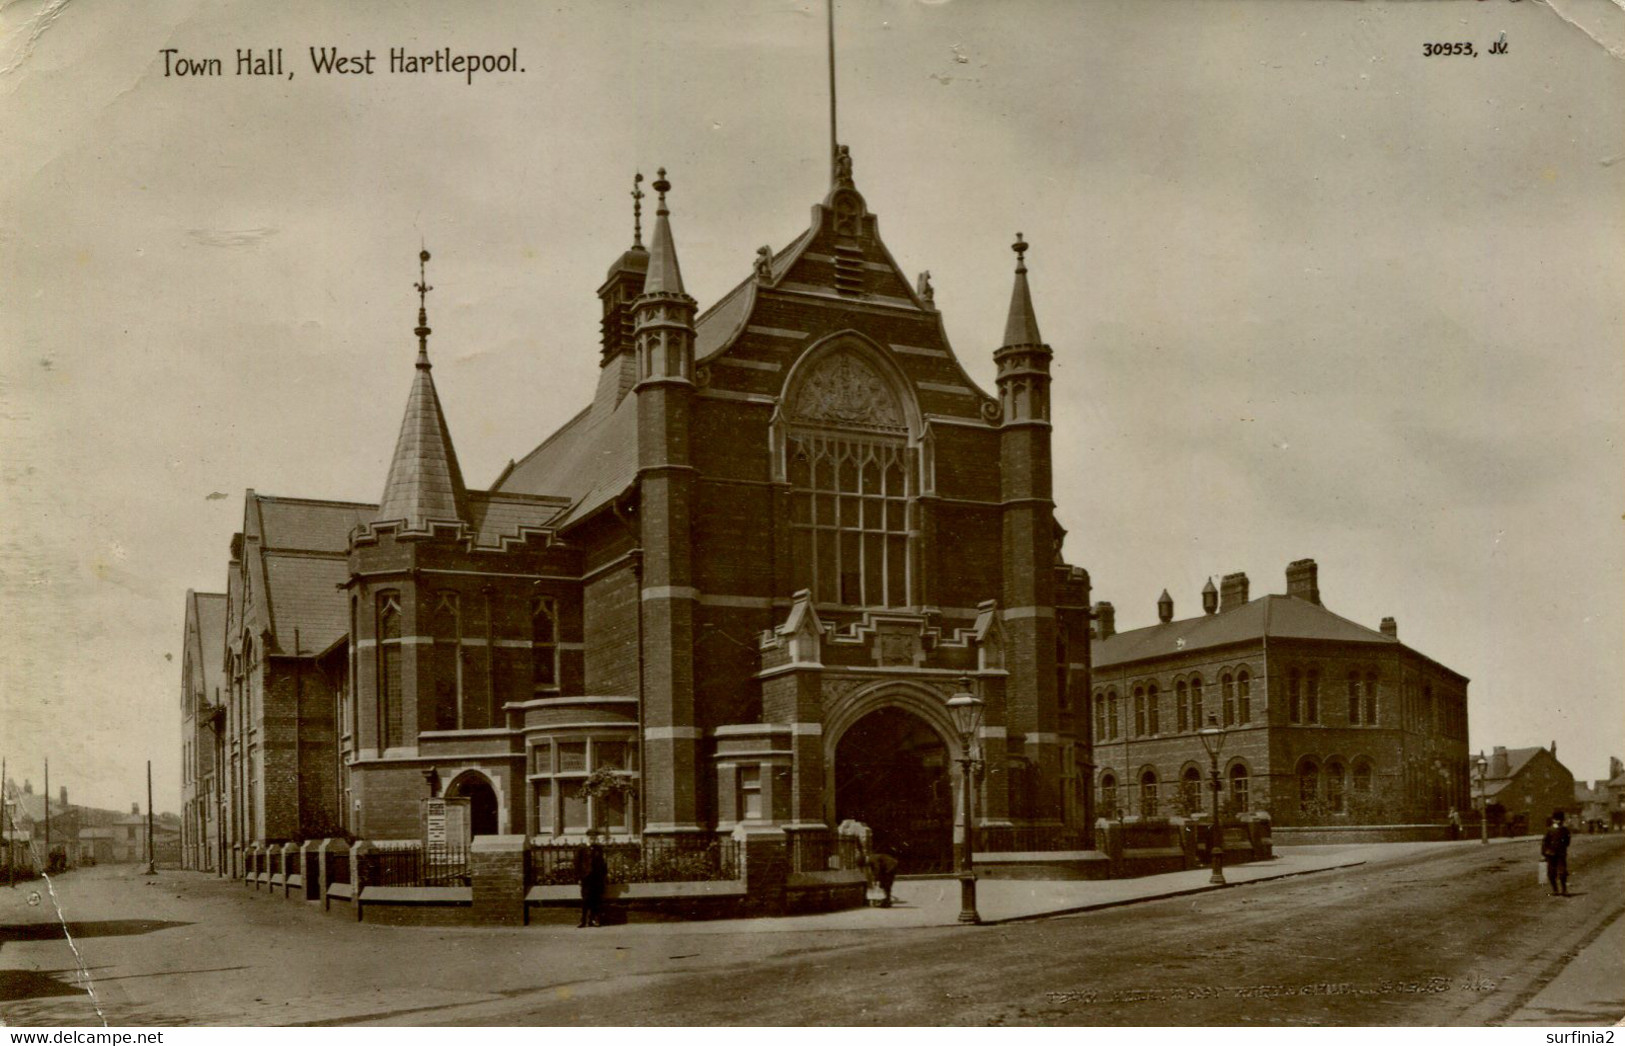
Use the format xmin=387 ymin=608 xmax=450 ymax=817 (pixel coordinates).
xmin=3 ymin=835 xmax=1597 ymax=1027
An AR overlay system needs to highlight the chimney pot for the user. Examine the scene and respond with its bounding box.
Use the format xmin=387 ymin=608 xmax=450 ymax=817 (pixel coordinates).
xmin=1093 ymin=601 xmax=1116 ymax=640
xmin=1285 ymin=558 xmax=1321 ymax=605
xmin=1219 ymin=572 xmax=1249 ymax=612
xmin=1157 ymin=589 xmax=1173 ymax=624
xmin=1380 ymin=617 xmax=1398 ymax=638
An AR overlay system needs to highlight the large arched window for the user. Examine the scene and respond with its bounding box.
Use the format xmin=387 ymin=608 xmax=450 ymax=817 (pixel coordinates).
xmin=1099 ymin=771 xmax=1118 ymax=816
xmin=1146 ymin=683 xmax=1161 ymax=735
xmin=1107 ymin=690 xmax=1119 ymax=740
xmin=1133 ymin=686 xmax=1146 ymax=737
xmin=1352 ymin=758 xmax=1374 ymax=795
xmin=1347 ymin=670 xmax=1362 ymax=724
xmin=1288 ymin=668 xmax=1302 ymax=724
xmin=1176 ymin=680 xmax=1189 ymax=733
xmin=1181 ymin=765 xmax=1203 ymax=814
xmin=429 ymin=590 xmax=462 ymax=731
xmin=1306 ymin=669 xmax=1322 ymax=724
xmin=1298 ymin=758 xmax=1321 ymax=811
xmin=1139 ymin=769 xmax=1160 ymax=819
xmin=1363 ymin=672 xmax=1378 ymax=725
xmin=1228 ymin=763 xmax=1250 ymax=813
xmin=1093 ymin=690 xmax=1107 ymax=743
xmin=1189 ymin=675 xmax=1204 ymax=732
xmin=1236 ymin=669 xmax=1251 ymax=723
xmin=1221 ymin=672 xmax=1236 ymax=726
xmin=531 ymin=596 xmax=559 ymax=690
xmin=1325 ymin=760 xmax=1346 ymax=813
xmin=780 ymin=344 xmax=920 ymax=609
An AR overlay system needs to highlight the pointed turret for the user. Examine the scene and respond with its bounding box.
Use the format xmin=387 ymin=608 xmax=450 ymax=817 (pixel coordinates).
xmin=634 ymin=169 xmax=697 ymax=385
xmin=375 ymin=250 xmax=469 ymax=529
xmin=1002 ymin=233 xmax=1044 ymax=348
xmin=1202 ymin=577 xmax=1219 ymax=615
xmin=1158 ymin=589 xmax=1174 ymax=624
xmin=598 ymin=172 xmax=650 ymax=365
xmin=642 ymin=168 xmax=686 ymax=297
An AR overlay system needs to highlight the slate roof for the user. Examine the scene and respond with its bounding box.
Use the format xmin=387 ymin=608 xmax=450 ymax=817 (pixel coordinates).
xmin=186 ymin=590 xmax=227 ymax=701
xmin=1092 ymin=594 xmax=1411 ymax=669
xmin=374 ymin=351 xmax=469 ymax=528
xmin=240 ymin=493 xmax=375 ymax=656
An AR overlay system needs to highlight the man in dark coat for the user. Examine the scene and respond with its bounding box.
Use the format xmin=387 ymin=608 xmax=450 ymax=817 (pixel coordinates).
xmin=576 ymin=834 xmax=609 ymax=927
xmin=1541 ymin=810 xmax=1571 ymax=897
xmin=864 ymin=851 xmax=900 ymax=908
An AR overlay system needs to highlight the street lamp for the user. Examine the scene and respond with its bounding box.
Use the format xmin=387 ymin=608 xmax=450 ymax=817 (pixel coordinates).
xmin=1474 ymin=754 xmax=1489 ymax=844
xmin=1197 ymin=712 xmax=1227 ymax=886
xmin=946 ymin=676 xmax=985 ymax=925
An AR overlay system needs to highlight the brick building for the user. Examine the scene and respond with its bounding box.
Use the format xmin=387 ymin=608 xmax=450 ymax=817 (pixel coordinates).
xmin=1471 ymin=742 xmax=1575 ymax=835
xmin=180 ymin=589 xmax=225 ymax=870
xmin=192 ymin=152 xmax=1094 ymax=873
xmin=1090 ymin=560 xmax=1471 ymax=827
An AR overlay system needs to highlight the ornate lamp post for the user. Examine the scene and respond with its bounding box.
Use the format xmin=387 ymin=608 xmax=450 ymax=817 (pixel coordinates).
xmin=946 ymin=677 xmax=985 ymax=925
xmin=1198 ymin=712 xmax=1227 ymax=885
xmin=1474 ymin=754 xmax=1489 ymax=844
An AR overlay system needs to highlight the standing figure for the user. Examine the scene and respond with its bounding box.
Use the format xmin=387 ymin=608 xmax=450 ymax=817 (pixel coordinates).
xmin=576 ymin=833 xmax=609 ymax=927
xmin=865 ymin=850 xmax=900 ymax=908
xmin=1541 ymin=811 xmax=1571 ymax=897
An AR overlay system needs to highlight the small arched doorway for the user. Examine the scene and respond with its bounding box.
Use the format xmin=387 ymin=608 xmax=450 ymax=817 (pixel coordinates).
xmin=834 ymin=707 xmax=953 ymax=874
xmin=447 ymin=772 xmax=499 ymax=837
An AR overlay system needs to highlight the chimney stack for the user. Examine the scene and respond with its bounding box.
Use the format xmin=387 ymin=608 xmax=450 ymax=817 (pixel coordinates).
xmin=1380 ymin=617 xmax=1397 ymax=638
xmin=131 ymin=802 xmax=140 ymax=816
xmin=1157 ymin=589 xmax=1174 ymax=624
xmin=1490 ymin=746 xmax=1509 ymax=779
xmin=59 ymin=786 xmax=67 ymax=809
xmin=1285 ymin=558 xmax=1321 ymax=605
xmin=1201 ymin=578 xmax=1218 ymax=615
xmin=1219 ymin=572 xmax=1249 ymax=612
xmin=1093 ymin=601 xmax=1116 ymax=640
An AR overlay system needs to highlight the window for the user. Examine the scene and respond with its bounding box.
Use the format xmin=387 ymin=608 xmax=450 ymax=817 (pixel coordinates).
xmin=1099 ymin=772 xmax=1118 ymax=816
xmin=1423 ymin=685 xmax=1434 ymax=732
xmin=1326 ymin=761 xmax=1345 ymax=813
xmin=1298 ymin=759 xmax=1321 ymax=811
xmin=1146 ymin=684 xmax=1160 ymax=735
xmin=1181 ymin=766 xmax=1202 ymax=814
xmin=1236 ymin=670 xmax=1251 ymax=723
xmin=1094 ymin=691 xmax=1106 ymax=744
xmin=1363 ymin=673 xmax=1378 ymax=725
xmin=1107 ymin=691 xmax=1119 ymax=740
xmin=1352 ymin=758 xmax=1373 ymax=795
xmin=1229 ymin=764 xmax=1250 ymax=813
xmin=528 ymin=737 xmax=637 ymax=837
xmin=1133 ymin=686 xmax=1145 ymax=736
xmin=1190 ymin=675 xmax=1203 ymax=732
xmin=1306 ymin=670 xmax=1321 ymax=724
xmin=377 ymin=592 xmax=402 ymax=750
xmin=1221 ymin=672 xmax=1235 ymax=726
xmin=1347 ymin=671 xmax=1362 ymax=724
xmin=1139 ymin=770 xmax=1159 ymax=819
xmin=430 ymin=591 xmax=461 ymax=731
xmin=738 ymin=765 xmax=763 ymax=821
xmin=1176 ymin=680 xmax=1188 ymax=733
xmin=787 ymin=434 xmax=911 ymax=607
xmin=531 ymin=597 xmax=559 ymax=689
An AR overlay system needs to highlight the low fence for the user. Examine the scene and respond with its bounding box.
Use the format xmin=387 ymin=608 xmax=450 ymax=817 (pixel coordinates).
xmin=978 ymin=825 xmax=1090 ymax=853
xmin=358 ymin=842 xmax=470 ymax=887
xmin=788 ymin=832 xmax=864 ymax=874
xmin=526 ymin=837 xmax=740 ymax=887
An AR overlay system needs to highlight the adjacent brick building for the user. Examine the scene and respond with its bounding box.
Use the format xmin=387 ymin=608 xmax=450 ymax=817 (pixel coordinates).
xmin=1090 ymin=560 xmax=1471 ymax=827
xmin=180 ymin=589 xmax=225 ymax=870
xmin=189 ymin=153 xmax=1095 ymax=872
xmin=1471 ymin=742 xmax=1576 ymax=835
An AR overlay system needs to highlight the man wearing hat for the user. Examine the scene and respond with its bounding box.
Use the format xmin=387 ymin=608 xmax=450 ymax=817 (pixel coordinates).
xmin=1540 ymin=810 xmax=1571 ymax=897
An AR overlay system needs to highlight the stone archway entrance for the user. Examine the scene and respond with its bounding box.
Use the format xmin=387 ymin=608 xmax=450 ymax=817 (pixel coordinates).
xmin=834 ymin=707 xmax=953 ymax=874
xmin=447 ymin=773 xmax=499 ymax=837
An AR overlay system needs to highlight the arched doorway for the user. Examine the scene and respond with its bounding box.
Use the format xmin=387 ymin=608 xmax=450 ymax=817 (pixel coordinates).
xmin=447 ymin=773 xmax=499 ymax=837
xmin=834 ymin=707 xmax=953 ymax=874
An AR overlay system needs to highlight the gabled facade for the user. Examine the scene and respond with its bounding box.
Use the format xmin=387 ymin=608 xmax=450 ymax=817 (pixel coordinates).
xmin=1091 ymin=560 xmax=1471 ymax=827
xmin=1471 ymin=742 xmax=1576 ymax=833
xmin=195 ymin=152 xmax=1094 ymax=873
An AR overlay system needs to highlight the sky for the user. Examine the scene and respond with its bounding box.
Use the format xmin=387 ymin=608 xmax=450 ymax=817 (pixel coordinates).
xmin=1 ymin=0 xmax=1621 ymax=814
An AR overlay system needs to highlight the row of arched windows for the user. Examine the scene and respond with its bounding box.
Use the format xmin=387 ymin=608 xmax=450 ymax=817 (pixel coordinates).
xmin=1297 ymin=756 xmax=1376 ymax=813
xmin=1098 ymin=763 xmax=1251 ymax=819
xmin=1093 ymin=668 xmax=1254 ymax=742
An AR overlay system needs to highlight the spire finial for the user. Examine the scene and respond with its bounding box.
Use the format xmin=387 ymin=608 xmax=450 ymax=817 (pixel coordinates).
xmin=631 ymin=171 xmax=645 ymax=248
xmin=827 ymin=0 xmax=838 ymax=183
xmin=413 ymin=248 xmax=433 ymax=367
xmin=653 ymin=168 xmax=670 ymax=216
xmin=1012 ymin=232 xmax=1028 ymax=274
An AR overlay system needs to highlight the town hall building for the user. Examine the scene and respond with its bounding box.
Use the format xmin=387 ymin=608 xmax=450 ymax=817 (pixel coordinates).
xmin=183 ymin=152 xmax=1096 ymax=876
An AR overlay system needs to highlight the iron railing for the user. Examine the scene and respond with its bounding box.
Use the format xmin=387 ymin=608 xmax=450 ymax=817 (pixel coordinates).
xmin=788 ymin=832 xmax=864 ymax=873
xmin=976 ymin=825 xmax=1089 ymax=853
xmin=527 ymin=837 xmax=740 ymax=886
xmin=358 ymin=843 xmax=470 ymax=887
xmin=325 ymin=847 xmax=350 ymax=885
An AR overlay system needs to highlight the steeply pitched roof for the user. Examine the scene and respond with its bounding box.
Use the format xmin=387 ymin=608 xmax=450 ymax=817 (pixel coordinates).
xmin=375 ymin=351 xmax=469 ymax=529
xmin=1092 ymin=594 xmax=1406 ymax=669
xmin=185 ymin=590 xmax=227 ymax=701
xmin=239 ymin=493 xmax=375 ymax=656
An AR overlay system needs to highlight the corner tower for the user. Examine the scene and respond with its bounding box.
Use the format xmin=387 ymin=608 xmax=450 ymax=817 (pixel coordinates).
xmin=634 ymin=170 xmax=703 ymax=837
xmin=995 ymin=233 xmax=1062 ymax=823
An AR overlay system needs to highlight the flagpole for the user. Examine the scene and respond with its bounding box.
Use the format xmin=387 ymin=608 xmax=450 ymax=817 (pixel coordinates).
xmin=827 ymin=0 xmax=837 ymax=176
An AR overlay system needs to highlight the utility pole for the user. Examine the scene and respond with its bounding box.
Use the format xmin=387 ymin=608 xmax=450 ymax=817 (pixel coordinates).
xmin=44 ymin=757 xmax=50 ymax=867
xmin=145 ymin=760 xmax=155 ymax=875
